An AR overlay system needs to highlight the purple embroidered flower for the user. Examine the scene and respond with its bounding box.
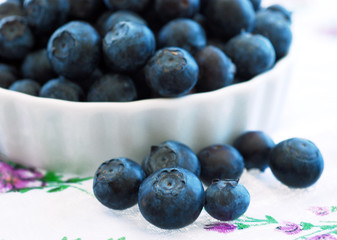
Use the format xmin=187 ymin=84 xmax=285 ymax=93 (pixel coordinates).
xmin=309 ymin=206 xmax=331 ymax=216
xmin=276 ymin=222 xmax=302 ymax=235
xmin=204 ymin=222 xmax=237 ymax=233
xmin=0 ymin=161 xmax=45 ymax=193
xmin=308 ymin=234 xmax=337 ymax=240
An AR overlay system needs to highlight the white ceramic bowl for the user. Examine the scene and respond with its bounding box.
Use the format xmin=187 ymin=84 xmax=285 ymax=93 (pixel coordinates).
xmin=0 ymin=56 xmax=292 ymax=175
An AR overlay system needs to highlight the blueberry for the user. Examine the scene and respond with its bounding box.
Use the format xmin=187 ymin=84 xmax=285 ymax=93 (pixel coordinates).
xmin=103 ymin=0 xmax=150 ymax=12
xmin=9 ymin=79 xmax=40 ymax=96
xmin=158 ymin=18 xmax=207 ymax=55
xmin=0 ymin=16 xmax=34 ymax=60
xmin=194 ymin=45 xmax=235 ymax=92
xmin=249 ymin=0 xmax=261 ymax=11
xmin=205 ymin=179 xmax=250 ymax=221
xmin=87 ymin=73 xmax=137 ymax=102
xmin=47 ymin=21 xmax=101 ymax=81
xmin=98 ymin=10 xmax=147 ymax=37
xmin=0 ymin=63 xmax=18 ymax=88
xmin=253 ymin=9 xmax=293 ymax=60
xmin=142 ymin=140 xmax=201 ymax=177
xmin=224 ymin=33 xmax=276 ymax=80
xmin=0 ymin=1 xmax=24 ymax=19
xmin=205 ymin=0 xmax=255 ymax=40
xmin=267 ymin=4 xmax=292 ymax=23
xmin=68 ymin=0 xmax=104 ymax=21
xmin=103 ymin=21 xmax=155 ymax=73
xmin=197 ymin=144 xmax=244 ymax=186
xmin=144 ymin=47 xmax=199 ymax=97
xmin=93 ymin=158 xmax=146 ymax=210
xmin=21 ymin=48 xmax=57 ymax=84
xmin=233 ymin=131 xmax=275 ymax=171
xmin=23 ymin=0 xmax=69 ymax=35
xmin=39 ymin=77 xmax=84 ymax=101
xmin=269 ymin=138 xmax=324 ymax=188
xmin=154 ymin=0 xmax=200 ymax=22
xmin=138 ymin=167 xmax=205 ymax=229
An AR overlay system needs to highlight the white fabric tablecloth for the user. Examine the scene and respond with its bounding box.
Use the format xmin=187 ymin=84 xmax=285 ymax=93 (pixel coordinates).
xmin=1 ymin=0 xmax=337 ymax=239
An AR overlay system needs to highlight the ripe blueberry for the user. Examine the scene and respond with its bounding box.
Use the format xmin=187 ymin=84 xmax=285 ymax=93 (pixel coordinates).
xmin=142 ymin=140 xmax=201 ymax=177
xmin=93 ymin=158 xmax=146 ymax=210
xmin=224 ymin=33 xmax=276 ymax=80
xmin=205 ymin=179 xmax=250 ymax=221
xmin=197 ymin=144 xmax=244 ymax=186
xmin=144 ymin=47 xmax=199 ymax=97
xmin=138 ymin=167 xmax=205 ymax=229
xmin=9 ymin=79 xmax=40 ymax=96
xmin=233 ymin=131 xmax=275 ymax=171
xmin=87 ymin=73 xmax=137 ymax=102
xmin=269 ymin=138 xmax=324 ymax=188
xmin=47 ymin=21 xmax=101 ymax=81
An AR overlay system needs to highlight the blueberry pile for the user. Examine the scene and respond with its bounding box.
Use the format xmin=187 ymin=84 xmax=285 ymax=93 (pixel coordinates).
xmin=0 ymin=0 xmax=292 ymax=101
xmin=93 ymin=132 xmax=324 ymax=229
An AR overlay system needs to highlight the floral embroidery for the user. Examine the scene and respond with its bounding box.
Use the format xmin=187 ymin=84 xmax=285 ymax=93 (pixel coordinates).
xmin=205 ymin=215 xmax=337 ymax=240
xmin=0 ymin=159 xmax=92 ymax=194
xmin=0 ymin=160 xmax=46 ymax=193
xmin=205 ymin=222 xmax=237 ymax=233
xmin=276 ymin=222 xmax=302 ymax=235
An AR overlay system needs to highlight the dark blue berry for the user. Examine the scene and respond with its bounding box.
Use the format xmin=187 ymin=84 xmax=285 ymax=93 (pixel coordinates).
xmin=98 ymin=10 xmax=147 ymax=37
xmin=144 ymin=47 xmax=199 ymax=97
xmin=21 ymin=48 xmax=57 ymax=84
xmin=87 ymin=73 xmax=137 ymax=102
xmin=267 ymin=4 xmax=292 ymax=23
xmin=0 ymin=16 xmax=34 ymax=60
xmin=205 ymin=179 xmax=250 ymax=221
xmin=93 ymin=158 xmax=146 ymax=210
xmin=9 ymin=79 xmax=40 ymax=96
xmin=68 ymin=0 xmax=104 ymax=21
xmin=23 ymin=0 xmax=69 ymax=35
xmin=0 ymin=63 xmax=18 ymax=88
xmin=103 ymin=21 xmax=155 ymax=73
xmin=158 ymin=18 xmax=206 ymax=54
xmin=233 ymin=131 xmax=275 ymax=171
xmin=39 ymin=77 xmax=84 ymax=101
xmin=269 ymin=138 xmax=324 ymax=188
xmin=205 ymin=0 xmax=255 ymax=40
xmin=154 ymin=0 xmax=200 ymax=22
xmin=224 ymin=33 xmax=276 ymax=80
xmin=253 ymin=9 xmax=293 ymax=60
xmin=138 ymin=167 xmax=205 ymax=229
xmin=194 ymin=45 xmax=235 ymax=92
xmin=103 ymin=0 xmax=150 ymax=12
xmin=142 ymin=140 xmax=200 ymax=177
xmin=47 ymin=21 xmax=101 ymax=81
xmin=197 ymin=144 xmax=244 ymax=186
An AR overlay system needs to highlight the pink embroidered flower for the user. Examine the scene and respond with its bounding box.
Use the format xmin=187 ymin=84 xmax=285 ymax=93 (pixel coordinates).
xmin=204 ymin=222 xmax=237 ymax=233
xmin=0 ymin=161 xmax=45 ymax=193
xmin=308 ymin=234 xmax=337 ymax=240
xmin=276 ymin=222 xmax=302 ymax=235
xmin=309 ymin=206 xmax=330 ymax=216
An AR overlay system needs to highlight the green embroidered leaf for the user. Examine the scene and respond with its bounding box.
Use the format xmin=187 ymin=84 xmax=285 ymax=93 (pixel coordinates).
xmin=320 ymin=224 xmax=337 ymax=230
xmin=331 ymin=206 xmax=337 ymax=212
xmin=66 ymin=176 xmax=93 ymax=183
xmin=61 ymin=237 xmax=68 ymax=240
xmin=266 ymin=215 xmax=278 ymax=224
xmin=118 ymin=237 xmax=126 ymax=240
xmin=42 ymin=171 xmax=64 ymax=183
xmin=47 ymin=185 xmax=70 ymax=193
xmin=237 ymin=223 xmax=250 ymax=229
xmin=300 ymin=222 xmax=314 ymax=230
